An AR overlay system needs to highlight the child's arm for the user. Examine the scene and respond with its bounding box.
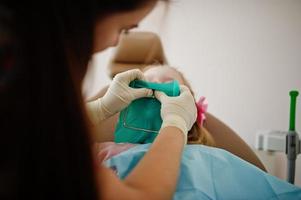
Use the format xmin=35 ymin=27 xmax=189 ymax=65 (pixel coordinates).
xmin=204 ymin=113 xmax=267 ymax=172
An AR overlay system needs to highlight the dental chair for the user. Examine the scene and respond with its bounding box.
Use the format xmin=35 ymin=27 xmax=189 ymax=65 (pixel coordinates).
xmin=90 ymin=31 xmax=267 ymax=172
xmin=107 ymin=31 xmax=167 ymax=78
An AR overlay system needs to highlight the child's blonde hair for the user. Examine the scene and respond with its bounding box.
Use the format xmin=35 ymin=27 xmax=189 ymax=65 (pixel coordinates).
xmin=143 ymin=64 xmax=215 ymax=147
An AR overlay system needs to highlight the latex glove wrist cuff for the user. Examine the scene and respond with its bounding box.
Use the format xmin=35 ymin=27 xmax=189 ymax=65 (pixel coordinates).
xmin=161 ymin=115 xmax=188 ymax=145
xmin=86 ymin=98 xmax=113 ymax=125
xmin=97 ymin=98 xmax=115 ymax=120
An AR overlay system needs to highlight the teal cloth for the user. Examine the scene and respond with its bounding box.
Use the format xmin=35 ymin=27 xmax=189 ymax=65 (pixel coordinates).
xmin=105 ymin=144 xmax=301 ymax=200
xmin=114 ymin=80 xmax=180 ymax=144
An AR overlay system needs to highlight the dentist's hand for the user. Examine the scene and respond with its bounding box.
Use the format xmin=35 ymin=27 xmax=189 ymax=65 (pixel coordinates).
xmin=87 ymin=69 xmax=153 ymax=123
xmin=155 ymin=85 xmax=197 ymax=144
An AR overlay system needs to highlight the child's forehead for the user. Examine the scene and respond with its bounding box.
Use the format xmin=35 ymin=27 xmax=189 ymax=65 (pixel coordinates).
xmin=143 ymin=65 xmax=178 ymax=74
xmin=143 ymin=65 xmax=185 ymax=84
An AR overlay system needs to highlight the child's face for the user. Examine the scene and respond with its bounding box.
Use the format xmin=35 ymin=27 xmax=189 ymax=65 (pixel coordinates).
xmin=143 ymin=66 xmax=185 ymax=84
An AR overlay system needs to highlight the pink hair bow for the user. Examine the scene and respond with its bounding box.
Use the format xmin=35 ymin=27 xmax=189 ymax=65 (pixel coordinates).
xmin=196 ymin=96 xmax=208 ymax=126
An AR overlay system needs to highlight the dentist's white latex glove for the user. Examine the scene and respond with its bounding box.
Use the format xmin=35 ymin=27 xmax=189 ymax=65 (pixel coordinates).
xmin=87 ymin=69 xmax=153 ymax=124
xmin=155 ymin=85 xmax=197 ymax=145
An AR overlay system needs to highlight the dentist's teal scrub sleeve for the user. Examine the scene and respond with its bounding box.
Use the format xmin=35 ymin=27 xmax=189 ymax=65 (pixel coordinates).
xmin=114 ymin=80 xmax=180 ymax=144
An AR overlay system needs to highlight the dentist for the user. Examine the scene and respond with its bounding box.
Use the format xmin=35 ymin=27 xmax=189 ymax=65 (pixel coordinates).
xmin=0 ymin=1 xmax=197 ymax=200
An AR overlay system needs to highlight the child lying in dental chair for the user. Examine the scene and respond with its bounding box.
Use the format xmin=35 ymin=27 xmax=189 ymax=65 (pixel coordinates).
xmin=94 ymin=64 xmax=215 ymax=162
xmin=87 ymin=64 xmax=268 ymax=172
xmin=88 ymin=65 xmax=301 ymax=199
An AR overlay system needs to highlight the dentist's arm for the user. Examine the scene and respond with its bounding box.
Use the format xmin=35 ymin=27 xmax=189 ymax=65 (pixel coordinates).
xmin=98 ymin=127 xmax=184 ymax=200
xmin=98 ymin=85 xmax=197 ymax=200
xmin=86 ymin=85 xmax=117 ymax=142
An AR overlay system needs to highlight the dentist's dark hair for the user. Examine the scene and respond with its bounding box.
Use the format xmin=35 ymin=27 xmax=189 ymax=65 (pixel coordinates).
xmin=0 ymin=0 xmax=166 ymax=199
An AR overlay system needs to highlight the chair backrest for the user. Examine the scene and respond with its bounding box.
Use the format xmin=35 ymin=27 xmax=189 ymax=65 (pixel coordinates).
xmin=108 ymin=31 xmax=167 ymax=78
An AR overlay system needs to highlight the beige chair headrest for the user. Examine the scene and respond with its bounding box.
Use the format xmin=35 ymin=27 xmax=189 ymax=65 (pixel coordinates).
xmin=108 ymin=31 xmax=167 ymax=78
